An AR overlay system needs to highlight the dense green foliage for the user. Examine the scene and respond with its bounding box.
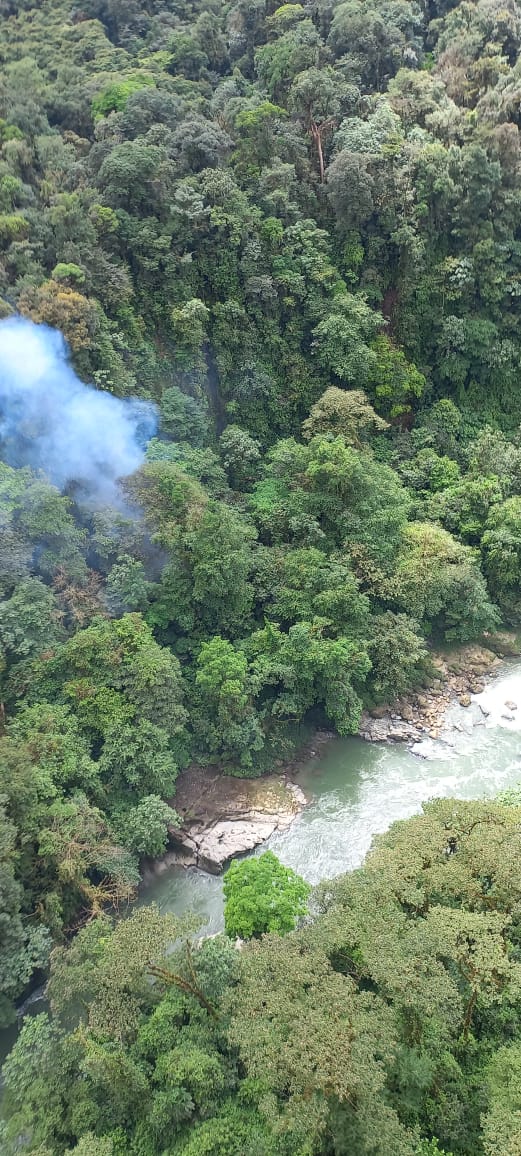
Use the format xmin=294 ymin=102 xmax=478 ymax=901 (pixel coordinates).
xmin=1 ymin=0 xmax=521 ymax=1144
xmin=4 ymin=800 xmax=521 ymax=1155
xmin=223 ymin=849 xmax=310 ymax=937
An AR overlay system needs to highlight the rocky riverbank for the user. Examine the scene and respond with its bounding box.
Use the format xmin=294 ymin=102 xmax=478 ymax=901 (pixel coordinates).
xmin=359 ymin=634 xmax=520 ymax=743
xmin=163 ymin=765 xmax=308 ymax=874
xmin=148 ymin=731 xmax=338 ymax=875
xmin=148 ymin=635 xmax=520 ymax=876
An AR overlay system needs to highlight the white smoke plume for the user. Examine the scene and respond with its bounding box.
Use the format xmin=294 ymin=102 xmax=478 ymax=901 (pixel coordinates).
xmin=0 ymin=317 xmax=157 ymax=505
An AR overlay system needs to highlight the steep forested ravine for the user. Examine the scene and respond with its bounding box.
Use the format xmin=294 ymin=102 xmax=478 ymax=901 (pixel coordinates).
xmin=3 ymin=656 xmax=520 ymax=1063
xmin=2 ymin=0 xmax=521 ymax=1151
xmin=131 ymin=658 xmax=521 ymax=923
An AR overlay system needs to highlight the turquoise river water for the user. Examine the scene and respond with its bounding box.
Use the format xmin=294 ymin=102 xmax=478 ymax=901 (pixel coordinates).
xmin=141 ymin=661 xmax=521 ymax=931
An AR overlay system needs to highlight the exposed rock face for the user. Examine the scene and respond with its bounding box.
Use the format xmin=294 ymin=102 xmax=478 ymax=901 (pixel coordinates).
xmin=183 ymin=815 xmax=298 ymax=874
xmin=359 ymin=715 xmax=421 ymax=743
xmin=358 ymin=641 xmax=508 ymax=744
xmin=166 ymin=768 xmax=307 ymax=874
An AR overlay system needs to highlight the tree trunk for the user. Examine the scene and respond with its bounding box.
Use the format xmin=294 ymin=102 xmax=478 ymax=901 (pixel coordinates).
xmin=310 ymin=119 xmax=325 ymax=184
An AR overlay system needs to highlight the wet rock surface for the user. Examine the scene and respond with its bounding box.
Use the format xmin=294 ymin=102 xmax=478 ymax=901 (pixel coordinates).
xmin=165 ymin=766 xmax=308 ymax=873
xmin=359 ymin=715 xmax=420 ymax=743
xmin=358 ymin=638 xmax=518 ymax=744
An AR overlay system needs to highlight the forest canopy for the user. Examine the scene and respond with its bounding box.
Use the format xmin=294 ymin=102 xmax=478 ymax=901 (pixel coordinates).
xmin=1 ymin=0 xmax=521 ymax=1150
xmin=3 ymin=798 xmax=521 ymax=1156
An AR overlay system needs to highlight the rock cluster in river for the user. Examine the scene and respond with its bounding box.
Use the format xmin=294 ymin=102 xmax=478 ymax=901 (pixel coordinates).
xmin=359 ymin=640 xmax=512 ymax=743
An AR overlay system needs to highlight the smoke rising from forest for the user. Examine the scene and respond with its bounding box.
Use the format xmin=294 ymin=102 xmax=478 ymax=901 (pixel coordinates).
xmin=0 ymin=316 xmax=156 ymax=505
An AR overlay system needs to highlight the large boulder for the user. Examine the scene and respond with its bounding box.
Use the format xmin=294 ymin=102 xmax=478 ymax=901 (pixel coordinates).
xmin=167 ymin=769 xmax=307 ymax=873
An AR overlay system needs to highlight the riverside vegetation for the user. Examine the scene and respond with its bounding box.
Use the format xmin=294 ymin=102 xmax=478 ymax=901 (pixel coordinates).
xmin=1 ymin=0 xmax=521 ymax=1150
xmin=4 ymin=798 xmax=521 ymax=1156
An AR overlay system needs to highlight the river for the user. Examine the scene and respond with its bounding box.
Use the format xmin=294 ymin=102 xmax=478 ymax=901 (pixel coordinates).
xmin=2 ymin=661 xmax=521 ymax=1068
xmin=141 ymin=661 xmax=521 ymax=931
